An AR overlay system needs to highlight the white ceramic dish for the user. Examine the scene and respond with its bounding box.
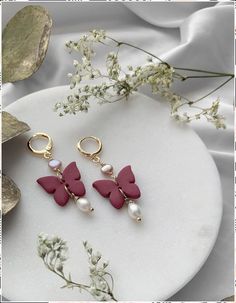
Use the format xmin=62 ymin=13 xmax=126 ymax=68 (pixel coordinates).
xmin=3 ymin=86 xmax=222 ymax=301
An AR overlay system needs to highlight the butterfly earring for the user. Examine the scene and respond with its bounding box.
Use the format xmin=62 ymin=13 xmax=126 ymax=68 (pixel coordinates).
xmin=77 ymin=136 xmax=142 ymax=222
xmin=27 ymin=132 xmax=94 ymax=213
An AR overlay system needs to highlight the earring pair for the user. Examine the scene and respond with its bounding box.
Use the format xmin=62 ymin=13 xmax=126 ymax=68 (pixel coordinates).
xmin=28 ymin=133 xmax=142 ymax=222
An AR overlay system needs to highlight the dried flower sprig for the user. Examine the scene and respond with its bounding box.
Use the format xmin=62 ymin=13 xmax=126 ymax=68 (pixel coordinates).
xmin=38 ymin=233 xmax=117 ymax=301
xmin=54 ymin=29 xmax=234 ymax=129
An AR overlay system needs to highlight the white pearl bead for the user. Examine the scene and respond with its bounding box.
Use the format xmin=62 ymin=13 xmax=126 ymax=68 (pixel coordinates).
xmin=101 ymin=164 xmax=113 ymax=175
xmin=48 ymin=159 xmax=61 ymax=170
xmin=128 ymin=202 xmax=142 ymax=222
xmin=76 ymin=197 xmax=94 ymax=213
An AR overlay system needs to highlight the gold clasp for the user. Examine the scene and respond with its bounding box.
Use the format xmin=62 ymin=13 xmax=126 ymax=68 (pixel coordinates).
xmin=27 ymin=132 xmax=53 ymax=159
xmin=77 ymin=136 xmax=102 ymax=161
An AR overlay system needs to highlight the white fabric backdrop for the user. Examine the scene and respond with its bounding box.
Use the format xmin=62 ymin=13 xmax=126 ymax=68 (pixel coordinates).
xmin=2 ymin=2 xmax=234 ymax=301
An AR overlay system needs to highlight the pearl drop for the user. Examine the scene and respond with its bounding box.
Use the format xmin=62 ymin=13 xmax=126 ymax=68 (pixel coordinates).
xmin=101 ymin=164 xmax=113 ymax=175
xmin=48 ymin=159 xmax=61 ymax=170
xmin=128 ymin=202 xmax=142 ymax=222
xmin=76 ymin=197 xmax=94 ymax=213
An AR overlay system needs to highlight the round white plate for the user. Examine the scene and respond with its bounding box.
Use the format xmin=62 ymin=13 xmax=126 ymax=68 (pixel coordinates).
xmin=3 ymin=86 xmax=222 ymax=301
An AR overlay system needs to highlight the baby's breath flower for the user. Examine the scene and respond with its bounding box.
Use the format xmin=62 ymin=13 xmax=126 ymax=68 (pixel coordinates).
xmin=90 ymin=29 xmax=106 ymax=42
xmin=103 ymin=261 xmax=109 ymax=268
xmin=106 ymin=52 xmax=121 ymax=80
xmin=38 ymin=234 xmax=117 ymax=301
xmin=127 ymin=65 xmax=133 ymax=71
xmin=55 ymin=29 xmax=231 ymax=129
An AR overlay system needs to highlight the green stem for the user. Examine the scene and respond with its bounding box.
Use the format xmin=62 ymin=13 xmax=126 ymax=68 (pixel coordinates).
xmin=106 ymin=36 xmax=234 ymax=78
xmin=180 ymin=74 xmax=233 ymax=81
xmin=107 ymin=36 xmax=169 ymax=66
xmin=105 ymin=271 xmax=115 ymax=291
xmin=174 ymin=67 xmax=234 ymax=77
xmin=44 ymin=260 xmax=90 ymax=292
xmin=45 ymin=261 xmax=118 ymax=301
xmin=173 ymin=75 xmax=233 ymax=111
xmin=193 ymin=76 xmax=233 ymax=102
xmin=109 ymin=292 xmax=118 ymax=301
xmin=98 ymin=274 xmax=117 ymax=301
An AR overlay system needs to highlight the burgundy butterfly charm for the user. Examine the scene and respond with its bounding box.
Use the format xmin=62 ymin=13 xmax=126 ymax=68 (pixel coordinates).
xmin=93 ymin=165 xmax=141 ymax=209
xmin=37 ymin=162 xmax=86 ymax=206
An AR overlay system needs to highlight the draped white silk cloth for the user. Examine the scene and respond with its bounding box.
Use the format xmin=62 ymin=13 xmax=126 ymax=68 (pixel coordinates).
xmin=2 ymin=2 xmax=234 ymax=300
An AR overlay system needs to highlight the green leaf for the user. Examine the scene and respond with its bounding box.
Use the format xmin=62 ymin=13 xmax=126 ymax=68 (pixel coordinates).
xmin=60 ymin=284 xmax=69 ymax=289
xmin=2 ymin=111 xmax=30 ymax=143
xmin=3 ymin=5 xmax=52 ymax=83
xmin=2 ymin=174 xmax=21 ymax=215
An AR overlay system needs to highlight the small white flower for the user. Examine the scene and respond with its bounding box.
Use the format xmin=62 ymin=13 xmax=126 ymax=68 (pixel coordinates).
xmin=73 ymin=60 xmax=79 ymax=67
xmin=58 ymin=29 xmax=229 ymax=130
